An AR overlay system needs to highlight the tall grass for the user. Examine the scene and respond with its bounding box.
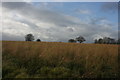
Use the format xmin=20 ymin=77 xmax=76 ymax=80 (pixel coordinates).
xmin=2 ymin=41 xmax=118 ymax=78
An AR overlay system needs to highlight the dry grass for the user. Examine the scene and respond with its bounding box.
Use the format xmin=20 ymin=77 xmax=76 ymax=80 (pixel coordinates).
xmin=2 ymin=41 xmax=118 ymax=78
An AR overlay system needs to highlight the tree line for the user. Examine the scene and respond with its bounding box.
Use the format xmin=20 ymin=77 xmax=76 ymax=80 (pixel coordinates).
xmin=94 ymin=37 xmax=120 ymax=44
xmin=25 ymin=34 xmax=120 ymax=44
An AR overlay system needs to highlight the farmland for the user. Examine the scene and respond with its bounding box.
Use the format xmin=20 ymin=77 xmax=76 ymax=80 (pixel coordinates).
xmin=2 ymin=41 xmax=118 ymax=78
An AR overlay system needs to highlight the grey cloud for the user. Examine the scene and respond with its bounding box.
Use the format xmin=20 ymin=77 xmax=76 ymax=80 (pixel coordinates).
xmin=118 ymin=30 xmax=120 ymax=38
xmin=2 ymin=2 xmax=32 ymax=10
xmin=2 ymin=2 xmax=78 ymax=27
xmin=90 ymin=17 xmax=106 ymax=25
xmin=2 ymin=32 xmax=24 ymax=41
xmin=101 ymin=2 xmax=118 ymax=12
xmin=66 ymin=27 xmax=74 ymax=32
xmin=75 ymin=9 xmax=91 ymax=15
xmin=18 ymin=19 xmax=39 ymax=30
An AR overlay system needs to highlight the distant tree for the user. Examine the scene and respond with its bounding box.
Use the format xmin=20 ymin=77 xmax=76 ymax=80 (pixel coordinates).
xmin=102 ymin=37 xmax=116 ymax=44
xmin=76 ymin=36 xmax=86 ymax=43
xmin=36 ymin=39 xmax=41 ymax=42
xmin=94 ymin=39 xmax=98 ymax=44
xmin=102 ymin=37 xmax=109 ymax=44
xmin=98 ymin=38 xmax=103 ymax=44
xmin=96 ymin=37 xmax=117 ymax=44
xmin=117 ymin=39 xmax=120 ymax=44
xmin=68 ymin=39 xmax=76 ymax=43
xmin=25 ymin=34 xmax=34 ymax=41
xmin=109 ymin=38 xmax=116 ymax=44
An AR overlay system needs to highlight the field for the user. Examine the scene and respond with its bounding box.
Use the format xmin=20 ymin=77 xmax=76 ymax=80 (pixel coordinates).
xmin=2 ymin=41 xmax=118 ymax=78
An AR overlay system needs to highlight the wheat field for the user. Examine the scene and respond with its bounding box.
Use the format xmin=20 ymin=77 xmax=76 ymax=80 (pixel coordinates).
xmin=2 ymin=41 xmax=118 ymax=78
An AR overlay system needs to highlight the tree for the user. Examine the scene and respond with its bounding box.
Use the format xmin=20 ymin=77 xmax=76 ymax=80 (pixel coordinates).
xmin=117 ymin=39 xmax=120 ymax=44
xmin=98 ymin=38 xmax=103 ymax=44
xmin=102 ymin=37 xmax=116 ymax=44
xmin=76 ymin=36 xmax=86 ymax=43
xmin=68 ymin=39 xmax=76 ymax=43
xmin=109 ymin=38 xmax=116 ymax=44
xmin=36 ymin=39 xmax=41 ymax=42
xmin=25 ymin=34 xmax=34 ymax=41
xmin=96 ymin=37 xmax=117 ymax=44
xmin=94 ymin=39 xmax=98 ymax=44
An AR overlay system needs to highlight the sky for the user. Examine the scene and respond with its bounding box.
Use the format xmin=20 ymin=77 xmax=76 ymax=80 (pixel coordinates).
xmin=1 ymin=2 xmax=118 ymax=43
xmin=2 ymin=0 xmax=120 ymax=2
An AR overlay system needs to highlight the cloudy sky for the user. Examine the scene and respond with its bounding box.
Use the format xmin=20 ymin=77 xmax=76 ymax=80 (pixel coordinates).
xmin=1 ymin=2 xmax=118 ymax=43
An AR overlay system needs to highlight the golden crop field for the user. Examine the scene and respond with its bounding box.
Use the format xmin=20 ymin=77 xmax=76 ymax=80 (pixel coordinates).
xmin=2 ymin=41 xmax=118 ymax=78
